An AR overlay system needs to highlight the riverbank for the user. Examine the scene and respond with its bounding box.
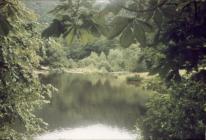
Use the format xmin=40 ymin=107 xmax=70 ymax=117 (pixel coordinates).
xmin=34 ymin=66 xmax=155 ymax=82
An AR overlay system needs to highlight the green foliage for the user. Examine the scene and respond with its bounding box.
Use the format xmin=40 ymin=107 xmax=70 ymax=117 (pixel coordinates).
xmin=101 ymin=17 xmax=153 ymax=47
xmin=24 ymin=0 xmax=58 ymax=23
xmin=107 ymin=49 xmax=125 ymax=71
xmin=66 ymin=39 xmax=118 ymax=60
xmin=75 ymin=45 xmax=146 ymax=72
xmin=42 ymin=0 xmax=206 ymax=139
xmin=107 ymin=16 xmax=133 ymax=39
xmin=99 ymin=0 xmax=206 ymax=139
xmin=0 ymin=16 xmax=11 ymax=36
xmin=126 ymin=75 xmax=143 ymax=85
xmin=45 ymin=0 xmax=206 ymax=79
xmin=127 ymin=75 xmax=143 ymax=82
xmin=0 ymin=0 xmax=53 ymax=139
xmin=100 ymin=0 xmax=206 ymax=80
xmin=42 ymin=0 xmax=102 ymax=44
xmin=40 ymin=38 xmax=69 ymax=68
xmin=138 ymin=78 xmax=206 ymax=140
xmin=120 ymin=25 xmax=134 ymax=47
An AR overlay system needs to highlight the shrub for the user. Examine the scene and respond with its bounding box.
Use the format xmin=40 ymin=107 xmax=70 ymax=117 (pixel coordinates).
xmin=40 ymin=39 xmax=68 ymax=68
xmin=138 ymin=79 xmax=206 ymax=140
xmin=126 ymin=75 xmax=143 ymax=85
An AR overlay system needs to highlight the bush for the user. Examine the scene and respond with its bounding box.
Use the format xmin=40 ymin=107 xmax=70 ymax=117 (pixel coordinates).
xmin=66 ymin=39 xmax=118 ymax=60
xmin=40 ymin=39 xmax=69 ymax=68
xmin=68 ymin=45 xmax=147 ymax=73
xmin=138 ymin=79 xmax=206 ymax=140
xmin=126 ymin=75 xmax=143 ymax=85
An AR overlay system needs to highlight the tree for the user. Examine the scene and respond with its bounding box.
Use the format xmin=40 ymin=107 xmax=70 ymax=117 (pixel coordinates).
xmin=99 ymin=1 xmax=206 ymax=139
xmin=40 ymin=38 xmax=69 ymax=68
xmin=0 ymin=0 xmax=52 ymax=139
xmin=42 ymin=0 xmax=103 ymax=44
xmin=107 ymin=49 xmax=124 ymax=71
xmin=44 ymin=0 xmax=206 ymax=139
xmin=44 ymin=0 xmax=206 ymax=80
xmin=139 ymin=78 xmax=206 ymax=140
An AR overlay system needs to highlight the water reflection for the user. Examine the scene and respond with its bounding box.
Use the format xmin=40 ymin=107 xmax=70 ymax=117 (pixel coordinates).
xmin=35 ymin=124 xmax=139 ymax=140
xmin=36 ymin=73 xmax=150 ymax=139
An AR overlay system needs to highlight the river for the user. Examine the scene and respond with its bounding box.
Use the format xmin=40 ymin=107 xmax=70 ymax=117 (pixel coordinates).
xmin=34 ymin=73 xmax=150 ymax=140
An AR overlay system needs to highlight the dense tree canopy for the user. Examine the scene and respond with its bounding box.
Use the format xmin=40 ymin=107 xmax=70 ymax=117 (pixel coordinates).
xmin=42 ymin=0 xmax=103 ymax=44
xmin=44 ymin=0 xmax=206 ymax=80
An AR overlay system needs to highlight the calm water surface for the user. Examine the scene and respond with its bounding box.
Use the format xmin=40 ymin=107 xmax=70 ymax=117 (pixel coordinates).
xmin=34 ymin=73 xmax=150 ymax=140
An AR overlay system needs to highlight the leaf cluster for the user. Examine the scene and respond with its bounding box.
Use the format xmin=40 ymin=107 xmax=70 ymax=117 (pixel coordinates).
xmin=0 ymin=1 xmax=53 ymax=139
xmin=42 ymin=0 xmax=101 ymax=44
